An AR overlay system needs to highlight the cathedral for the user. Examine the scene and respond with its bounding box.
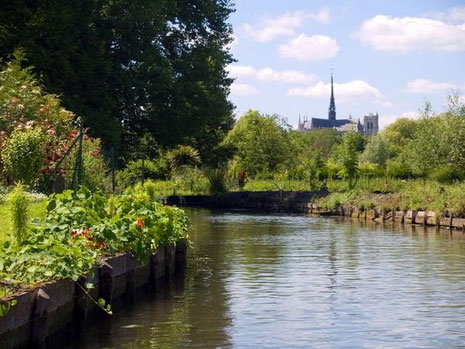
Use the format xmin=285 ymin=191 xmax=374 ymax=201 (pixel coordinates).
xmin=297 ymin=73 xmax=379 ymax=135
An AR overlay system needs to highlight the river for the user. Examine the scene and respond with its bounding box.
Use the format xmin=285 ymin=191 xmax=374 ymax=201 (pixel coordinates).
xmin=66 ymin=208 xmax=465 ymax=348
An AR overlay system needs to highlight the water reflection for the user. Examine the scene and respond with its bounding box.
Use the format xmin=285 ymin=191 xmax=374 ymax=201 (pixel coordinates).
xmin=67 ymin=209 xmax=465 ymax=349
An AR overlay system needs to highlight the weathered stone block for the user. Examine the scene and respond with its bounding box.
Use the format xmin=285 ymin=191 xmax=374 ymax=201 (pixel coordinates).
xmin=0 ymin=291 xmax=36 ymax=349
xmin=452 ymin=218 xmax=465 ymax=229
xmin=425 ymin=211 xmax=437 ymax=226
xmin=394 ymin=211 xmax=405 ymax=223
xmin=415 ymin=211 xmax=426 ymax=225
xmin=405 ymin=210 xmax=416 ymax=224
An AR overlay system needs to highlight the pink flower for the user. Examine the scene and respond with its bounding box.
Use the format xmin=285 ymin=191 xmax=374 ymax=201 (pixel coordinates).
xmin=47 ymin=129 xmax=56 ymax=136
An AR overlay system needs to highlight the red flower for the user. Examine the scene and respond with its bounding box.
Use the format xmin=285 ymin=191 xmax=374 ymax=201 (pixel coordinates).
xmin=99 ymin=242 xmax=106 ymax=249
xmin=137 ymin=217 xmax=143 ymax=229
xmin=71 ymin=230 xmax=77 ymax=237
xmin=164 ymin=205 xmax=171 ymax=208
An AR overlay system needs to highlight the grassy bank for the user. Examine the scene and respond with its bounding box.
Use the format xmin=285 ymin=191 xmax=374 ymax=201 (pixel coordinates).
xmin=315 ymin=177 xmax=465 ymax=216
xmin=147 ymin=176 xmax=465 ymax=217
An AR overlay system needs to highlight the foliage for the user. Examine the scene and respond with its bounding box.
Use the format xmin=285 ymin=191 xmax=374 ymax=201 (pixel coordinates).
xmin=386 ymin=159 xmax=413 ymax=179
xmin=1 ymin=128 xmax=45 ymax=186
xmin=0 ymin=1 xmax=235 ymax=160
xmin=116 ymin=158 xmax=170 ymax=189
xmin=0 ymin=53 xmax=109 ymax=190
xmin=5 ymin=183 xmax=30 ymax=245
xmin=359 ymin=134 xmax=389 ymax=167
xmin=205 ymin=168 xmax=228 ymax=194
xmin=166 ymin=146 xmax=201 ymax=173
xmin=223 ymin=110 xmax=293 ymax=178
xmin=330 ymin=132 xmax=363 ymax=189
xmin=428 ymin=165 xmax=464 ymax=183
xmin=0 ymin=187 xmax=189 ymax=297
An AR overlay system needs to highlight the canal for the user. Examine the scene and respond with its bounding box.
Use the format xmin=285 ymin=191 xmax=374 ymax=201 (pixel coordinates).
xmin=66 ymin=208 xmax=465 ymax=348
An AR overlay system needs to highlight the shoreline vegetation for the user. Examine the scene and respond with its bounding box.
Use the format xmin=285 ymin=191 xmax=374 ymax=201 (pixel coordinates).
xmin=0 ymin=183 xmax=189 ymax=305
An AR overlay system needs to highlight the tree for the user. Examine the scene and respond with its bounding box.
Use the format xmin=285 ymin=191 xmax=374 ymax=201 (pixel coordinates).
xmin=330 ymin=132 xmax=362 ymax=188
xmin=0 ymin=0 xmax=236 ymax=163
xmin=359 ymin=134 xmax=389 ymax=167
xmin=223 ymin=110 xmax=293 ymax=178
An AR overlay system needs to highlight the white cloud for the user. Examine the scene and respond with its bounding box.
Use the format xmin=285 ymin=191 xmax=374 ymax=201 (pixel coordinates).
xmin=230 ymin=82 xmax=258 ymax=96
xmin=226 ymin=34 xmax=239 ymax=50
xmin=242 ymin=9 xmax=330 ymax=43
xmin=354 ymin=15 xmax=465 ymax=52
xmin=425 ymin=6 xmax=465 ymax=24
xmin=226 ymin=65 xmax=256 ymax=79
xmin=403 ymin=79 xmax=465 ymax=94
xmin=287 ymin=80 xmax=385 ymax=103
xmin=380 ymin=111 xmax=420 ymax=129
xmin=227 ymin=65 xmax=319 ymax=85
xmin=279 ymin=34 xmax=339 ymax=61
xmin=256 ymin=68 xmax=319 ymax=84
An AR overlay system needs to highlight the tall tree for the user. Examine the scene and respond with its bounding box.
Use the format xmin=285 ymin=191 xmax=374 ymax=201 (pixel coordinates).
xmin=0 ymin=0 xmax=235 ymax=163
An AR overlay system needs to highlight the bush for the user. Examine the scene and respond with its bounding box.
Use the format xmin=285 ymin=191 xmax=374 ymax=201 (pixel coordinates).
xmin=1 ymin=128 xmax=45 ymax=186
xmin=205 ymin=168 xmax=228 ymax=194
xmin=6 ymin=182 xmax=31 ymax=245
xmin=166 ymin=145 xmax=201 ymax=173
xmin=116 ymin=158 xmax=169 ymax=189
xmin=0 ymin=187 xmax=189 ymax=297
xmin=386 ymin=159 xmax=413 ymax=179
xmin=429 ymin=165 xmax=464 ymax=183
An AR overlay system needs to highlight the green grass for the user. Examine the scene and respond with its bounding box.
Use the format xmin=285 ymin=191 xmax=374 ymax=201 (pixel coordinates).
xmin=0 ymin=201 xmax=46 ymax=243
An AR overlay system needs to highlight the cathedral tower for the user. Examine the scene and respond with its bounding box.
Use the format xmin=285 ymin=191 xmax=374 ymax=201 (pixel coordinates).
xmin=328 ymin=71 xmax=336 ymax=121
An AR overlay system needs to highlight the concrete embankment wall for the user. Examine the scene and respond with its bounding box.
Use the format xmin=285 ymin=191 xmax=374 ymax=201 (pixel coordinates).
xmin=161 ymin=192 xmax=465 ymax=231
xmin=160 ymin=190 xmax=328 ymax=213
xmin=0 ymin=241 xmax=187 ymax=349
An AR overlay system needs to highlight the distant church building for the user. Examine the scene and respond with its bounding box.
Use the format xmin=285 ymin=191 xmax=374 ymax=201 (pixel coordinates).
xmin=297 ymin=73 xmax=379 ymax=135
xmin=357 ymin=113 xmax=379 ymax=135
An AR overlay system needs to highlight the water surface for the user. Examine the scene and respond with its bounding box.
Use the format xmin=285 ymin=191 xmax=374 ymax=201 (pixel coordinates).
xmin=68 ymin=209 xmax=465 ymax=348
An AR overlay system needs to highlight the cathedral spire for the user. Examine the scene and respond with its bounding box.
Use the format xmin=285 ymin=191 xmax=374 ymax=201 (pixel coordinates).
xmin=328 ymin=69 xmax=336 ymax=121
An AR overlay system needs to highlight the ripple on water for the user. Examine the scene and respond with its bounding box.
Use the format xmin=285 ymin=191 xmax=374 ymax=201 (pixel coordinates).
xmin=65 ymin=209 xmax=465 ymax=349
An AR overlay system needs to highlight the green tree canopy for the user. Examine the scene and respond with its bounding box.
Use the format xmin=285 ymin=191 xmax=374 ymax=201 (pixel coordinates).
xmin=0 ymin=0 xmax=235 ymax=164
xmin=223 ymin=110 xmax=293 ymax=178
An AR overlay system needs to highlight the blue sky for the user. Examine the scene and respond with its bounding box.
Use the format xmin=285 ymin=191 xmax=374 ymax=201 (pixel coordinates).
xmin=226 ymin=0 xmax=465 ymax=129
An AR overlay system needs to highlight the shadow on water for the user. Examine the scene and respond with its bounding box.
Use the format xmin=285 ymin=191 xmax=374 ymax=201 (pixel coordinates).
xmin=65 ymin=208 xmax=465 ymax=349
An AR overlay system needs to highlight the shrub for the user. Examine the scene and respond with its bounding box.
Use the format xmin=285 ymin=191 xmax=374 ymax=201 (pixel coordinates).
xmin=166 ymin=145 xmax=201 ymax=173
xmin=1 ymin=128 xmax=45 ymax=186
xmin=116 ymin=158 xmax=169 ymax=189
xmin=205 ymin=168 xmax=228 ymax=194
xmin=429 ymin=165 xmax=464 ymax=183
xmin=386 ymin=159 xmax=413 ymax=179
xmin=6 ymin=182 xmax=31 ymax=245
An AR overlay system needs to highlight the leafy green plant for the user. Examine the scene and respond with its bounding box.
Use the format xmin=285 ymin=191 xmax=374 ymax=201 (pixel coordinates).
xmin=166 ymin=145 xmax=201 ymax=173
xmin=1 ymin=128 xmax=46 ymax=186
xmin=0 ymin=187 xmax=189 ymax=301
xmin=5 ymin=183 xmax=31 ymax=245
xmin=116 ymin=158 xmax=169 ymax=189
xmin=205 ymin=168 xmax=228 ymax=194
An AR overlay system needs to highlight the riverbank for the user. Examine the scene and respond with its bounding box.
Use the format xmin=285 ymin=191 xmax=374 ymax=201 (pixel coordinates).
xmin=161 ymin=187 xmax=465 ymax=231
xmin=0 ymin=243 xmax=187 ymax=349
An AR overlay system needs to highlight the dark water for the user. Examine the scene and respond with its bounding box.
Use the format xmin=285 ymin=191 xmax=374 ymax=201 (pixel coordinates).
xmin=68 ymin=209 xmax=465 ymax=348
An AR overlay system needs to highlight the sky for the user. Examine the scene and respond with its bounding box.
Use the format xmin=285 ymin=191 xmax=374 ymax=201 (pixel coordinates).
xmin=226 ymin=0 xmax=465 ymax=129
